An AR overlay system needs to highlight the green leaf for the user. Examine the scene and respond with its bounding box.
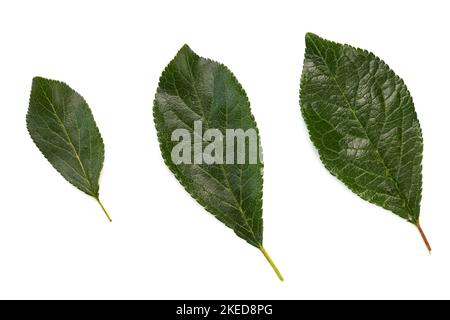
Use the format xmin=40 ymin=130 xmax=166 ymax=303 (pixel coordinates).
xmin=27 ymin=77 xmax=111 ymax=222
xmin=300 ymin=33 xmax=429 ymax=251
xmin=153 ymin=45 xmax=283 ymax=280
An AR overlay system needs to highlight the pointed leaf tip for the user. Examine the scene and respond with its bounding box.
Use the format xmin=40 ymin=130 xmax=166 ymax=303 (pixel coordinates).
xmin=305 ymin=32 xmax=320 ymax=44
xmin=181 ymin=43 xmax=191 ymax=50
xmin=178 ymin=43 xmax=195 ymax=56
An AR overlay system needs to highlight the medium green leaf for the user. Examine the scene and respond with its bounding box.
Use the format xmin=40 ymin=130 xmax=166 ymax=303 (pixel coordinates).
xmin=154 ymin=45 xmax=283 ymax=280
xmin=27 ymin=77 xmax=111 ymax=222
xmin=300 ymin=33 xmax=429 ymax=251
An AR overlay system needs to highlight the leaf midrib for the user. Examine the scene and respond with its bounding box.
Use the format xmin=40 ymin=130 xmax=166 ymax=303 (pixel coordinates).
xmin=307 ymin=37 xmax=416 ymax=221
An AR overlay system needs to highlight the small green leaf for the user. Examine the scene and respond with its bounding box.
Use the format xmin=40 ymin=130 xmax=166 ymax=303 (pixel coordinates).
xmin=300 ymin=33 xmax=429 ymax=251
xmin=154 ymin=45 xmax=283 ymax=280
xmin=27 ymin=77 xmax=111 ymax=222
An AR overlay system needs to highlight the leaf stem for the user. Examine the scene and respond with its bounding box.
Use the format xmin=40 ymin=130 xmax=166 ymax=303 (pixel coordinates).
xmin=259 ymin=245 xmax=284 ymax=281
xmin=95 ymin=197 xmax=112 ymax=222
xmin=416 ymin=220 xmax=431 ymax=253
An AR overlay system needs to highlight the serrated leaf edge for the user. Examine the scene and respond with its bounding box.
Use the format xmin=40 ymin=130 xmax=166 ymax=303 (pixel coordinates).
xmin=26 ymin=76 xmax=105 ymax=198
xmin=299 ymin=33 xmax=424 ymax=223
xmin=153 ymin=45 xmax=265 ymax=247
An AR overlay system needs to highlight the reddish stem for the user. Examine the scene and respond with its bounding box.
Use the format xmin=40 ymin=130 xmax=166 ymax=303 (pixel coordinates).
xmin=416 ymin=220 xmax=431 ymax=253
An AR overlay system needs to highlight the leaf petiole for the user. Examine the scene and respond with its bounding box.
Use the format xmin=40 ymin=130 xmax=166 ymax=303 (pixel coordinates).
xmin=95 ymin=197 xmax=112 ymax=222
xmin=259 ymin=245 xmax=284 ymax=281
xmin=416 ymin=220 xmax=431 ymax=253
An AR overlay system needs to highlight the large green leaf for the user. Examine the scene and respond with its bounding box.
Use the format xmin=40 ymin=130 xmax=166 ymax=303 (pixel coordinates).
xmin=27 ymin=77 xmax=111 ymax=221
xmin=300 ymin=33 xmax=429 ymax=251
xmin=154 ymin=45 xmax=283 ymax=280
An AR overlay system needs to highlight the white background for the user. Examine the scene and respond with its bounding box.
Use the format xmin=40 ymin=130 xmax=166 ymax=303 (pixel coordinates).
xmin=0 ymin=0 xmax=449 ymax=299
